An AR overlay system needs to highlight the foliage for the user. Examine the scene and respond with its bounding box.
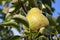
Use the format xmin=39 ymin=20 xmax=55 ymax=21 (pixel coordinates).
xmin=0 ymin=0 xmax=60 ymax=40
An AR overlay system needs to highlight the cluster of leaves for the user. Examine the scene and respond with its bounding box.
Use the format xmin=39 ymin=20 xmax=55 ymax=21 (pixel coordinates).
xmin=0 ymin=0 xmax=60 ymax=40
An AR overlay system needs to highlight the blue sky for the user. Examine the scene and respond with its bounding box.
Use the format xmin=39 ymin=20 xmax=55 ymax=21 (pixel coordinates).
xmin=52 ymin=0 xmax=60 ymax=17
xmin=0 ymin=0 xmax=60 ymax=35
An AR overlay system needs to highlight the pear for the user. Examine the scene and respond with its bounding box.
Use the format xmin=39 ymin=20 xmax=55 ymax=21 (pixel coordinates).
xmin=23 ymin=8 xmax=49 ymax=31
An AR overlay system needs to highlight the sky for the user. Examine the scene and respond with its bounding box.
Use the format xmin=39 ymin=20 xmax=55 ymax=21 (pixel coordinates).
xmin=52 ymin=0 xmax=60 ymax=18
xmin=0 ymin=0 xmax=60 ymax=35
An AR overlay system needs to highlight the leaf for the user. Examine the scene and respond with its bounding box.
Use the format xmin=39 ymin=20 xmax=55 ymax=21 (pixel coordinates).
xmin=0 ymin=0 xmax=4 ymax=2
xmin=41 ymin=0 xmax=52 ymax=6
xmin=12 ymin=14 xmax=29 ymax=28
xmin=47 ymin=15 xmax=56 ymax=26
xmin=0 ymin=19 xmax=20 ymax=32
xmin=22 ymin=0 xmax=27 ymax=3
xmin=0 ymin=10 xmax=2 ymax=13
xmin=9 ymin=7 xmax=15 ymax=13
xmin=11 ymin=3 xmax=21 ymax=14
xmin=2 ymin=1 xmax=9 ymax=14
xmin=5 ymin=13 xmax=12 ymax=21
xmin=10 ymin=35 xmax=22 ymax=40
xmin=11 ymin=0 xmax=18 ymax=3
xmin=38 ymin=3 xmax=46 ymax=10
xmin=42 ymin=4 xmax=46 ymax=9
xmin=5 ymin=0 xmax=11 ymax=2
xmin=0 ymin=0 xmax=11 ymax=2
xmin=52 ymin=0 xmax=55 ymax=3
xmin=56 ymin=26 xmax=60 ymax=33
xmin=39 ymin=27 xmax=49 ymax=34
xmin=42 ymin=8 xmax=52 ymax=15
xmin=28 ymin=0 xmax=36 ymax=7
xmin=36 ymin=36 xmax=49 ymax=40
xmin=0 ymin=1 xmax=2 ymax=5
xmin=47 ymin=26 xmax=58 ymax=34
xmin=45 ymin=4 xmax=52 ymax=12
xmin=57 ymin=16 xmax=60 ymax=25
xmin=41 ymin=0 xmax=54 ymax=15
xmin=51 ymin=7 xmax=55 ymax=12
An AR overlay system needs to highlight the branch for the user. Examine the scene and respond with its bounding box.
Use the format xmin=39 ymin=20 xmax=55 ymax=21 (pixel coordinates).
xmin=18 ymin=0 xmax=27 ymax=15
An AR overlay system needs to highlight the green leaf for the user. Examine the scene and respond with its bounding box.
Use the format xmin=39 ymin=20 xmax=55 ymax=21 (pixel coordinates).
xmin=41 ymin=0 xmax=52 ymax=6
xmin=52 ymin=0 xmax=55 ymax=3
xmin=36 ymin=36 xmax=49 ymax=40
xmin=45 ymin=4 xmax=52 ymax=12
xmin=38 ymin=3 xmax=46 ymax=10
xmin=42 ymin=8 xmax=52 ymax=15
xmin=0 ymin=10 xmax=2 ymax=13
xmin=42 ymin=4 xmax=53 ymax=15
xmin=6 ymin=0 xmax=11 ymax=2
xmin=39 ymin=27 xmax=49 ymax=34
xmin=57 ymin=16 xmax=60 ymax=25
xmin=0 ymin=0 xmax=11 ymax=2
xmin=47 ymin=15 xmax=56 ymax=26
xmin=10 ymin=35 xmax=22 ymax=40
xmin=11 ymin=0 xmax=18 ymax=3
xmin=11 ymin=3 xmax=21 ymax=14
xmin=12 ymin=14 xmax=29 ymax=28
xmin=51 ymin=7 xmax=55 ymax=12
xmin=5 ymin=13 xmax=12 ymax=21
xmin=22 ymin=0 xmax=27 ymax=3
xmin=0 ymin=2 xmax=2 ymax=5
xmin=56 ymin=26 xmax=60 ymax=33
xmin=47 ymin=26 xmax=58 ymax=34
xmin=41 ymin=0 xmax=54 ymax=15
xmin=0 ymin=0 xmax=4 ymax=2
xmin=28 ymin=0 xmax=36 ymax=7
xmin=0 ymin=19 xmax=20 ymax=32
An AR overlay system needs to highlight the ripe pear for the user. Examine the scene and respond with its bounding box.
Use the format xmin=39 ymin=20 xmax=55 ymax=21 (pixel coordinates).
xmin=23 ymin=8 xmax=49 ymax=31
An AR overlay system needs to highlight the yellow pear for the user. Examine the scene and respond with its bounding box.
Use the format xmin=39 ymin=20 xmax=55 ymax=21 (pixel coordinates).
xmin=23 ymin=8 xmax=49 ymax=31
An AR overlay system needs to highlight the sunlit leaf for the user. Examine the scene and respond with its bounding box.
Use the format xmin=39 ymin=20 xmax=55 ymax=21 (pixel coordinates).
xmin=0 ymin=19 xmax=20 ymax=32
xmin=11 ymin=0 xmax=18 ymax=3
xmin=9 ymin=7 xmax=15 ymax=13
xmin=12 ymin=14 xmax=29 ymax=28
xmin=5 ymin=13 xmax=12 ymax=21
xmin=39 ymin=27 xmax=49 ymax=34
xmin=2 ymin=1 xmax=9 ymax=14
